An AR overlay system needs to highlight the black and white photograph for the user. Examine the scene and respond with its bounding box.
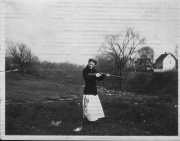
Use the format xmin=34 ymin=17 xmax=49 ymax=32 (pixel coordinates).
xmin=0 ymin=0 xmax=179 ymax=140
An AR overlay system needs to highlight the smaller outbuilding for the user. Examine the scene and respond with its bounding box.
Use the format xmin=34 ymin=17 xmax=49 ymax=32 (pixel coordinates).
xmin=135 ymin=57 xmax=154 ymax=72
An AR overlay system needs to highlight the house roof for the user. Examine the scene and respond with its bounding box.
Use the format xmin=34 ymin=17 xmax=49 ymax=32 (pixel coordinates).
xmin=170 ymin=54 xmax=178 ymax=62
xmin=137 ymin=57 xmax=152 ymax=65
xmin=156 ymin=53 xmax=178 ymax=62
xmin=156 ymin=54 xmax=168 ymax=62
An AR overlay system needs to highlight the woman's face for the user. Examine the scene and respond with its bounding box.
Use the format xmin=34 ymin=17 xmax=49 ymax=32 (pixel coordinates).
xmin=88 ymin=61 xmax=95 ymax=69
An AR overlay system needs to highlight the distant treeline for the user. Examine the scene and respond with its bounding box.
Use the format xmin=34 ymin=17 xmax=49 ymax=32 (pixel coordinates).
xmin=26 ymin=61 xmax=85 ymax=85
xmin=6 ymin=57 xmax=178 ymax=100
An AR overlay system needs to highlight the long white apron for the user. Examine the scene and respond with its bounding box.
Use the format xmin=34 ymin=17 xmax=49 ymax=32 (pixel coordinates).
xmin=83 ymin=94 xmax=105 ymax=121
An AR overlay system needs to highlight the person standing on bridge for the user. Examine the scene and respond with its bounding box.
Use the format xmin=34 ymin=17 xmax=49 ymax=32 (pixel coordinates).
xmin=82 ymin=58 xmax=110 ymax=124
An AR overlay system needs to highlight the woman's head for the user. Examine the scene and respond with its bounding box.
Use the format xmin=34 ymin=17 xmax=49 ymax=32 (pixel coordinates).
xmin=88 ymin=59 xmax=97 ymax=69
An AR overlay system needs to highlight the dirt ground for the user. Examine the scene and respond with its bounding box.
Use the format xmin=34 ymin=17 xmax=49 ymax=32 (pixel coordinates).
xmin=5 ymin=73 xmax=178 ymax=135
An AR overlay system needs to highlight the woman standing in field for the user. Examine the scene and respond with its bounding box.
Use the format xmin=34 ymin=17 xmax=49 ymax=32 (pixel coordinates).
xmin=82 ymin=58 xmax=109 ymax=124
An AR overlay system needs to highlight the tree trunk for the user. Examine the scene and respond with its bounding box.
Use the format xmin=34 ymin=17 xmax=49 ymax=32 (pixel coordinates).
xmin=20 ymin=64 xmax=24 ymax=76
xmin=117 ymin=69 xmax=122 ymax=91
xmin=21 ymin=69 xmax=24 ymax=76
xmin=119 ymin=70 xmax=122 ymax=91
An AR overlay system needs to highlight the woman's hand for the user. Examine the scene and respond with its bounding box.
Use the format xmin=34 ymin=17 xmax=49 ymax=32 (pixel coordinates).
xmin=95 ymin=73 xmax=101 ymax=77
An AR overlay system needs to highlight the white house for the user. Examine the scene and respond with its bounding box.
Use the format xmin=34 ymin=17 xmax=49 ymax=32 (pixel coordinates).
xmin=155 ymin=52 xmax=178 ymax=71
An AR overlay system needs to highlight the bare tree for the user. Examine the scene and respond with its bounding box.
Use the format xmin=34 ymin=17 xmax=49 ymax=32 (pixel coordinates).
xmin=100 ymin=28 xmax=146 ymax=90
xmin=8 ymin=43 xmax=33 ymax=76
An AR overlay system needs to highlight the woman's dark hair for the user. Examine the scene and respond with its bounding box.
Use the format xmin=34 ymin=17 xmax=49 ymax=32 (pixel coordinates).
xmin=88 ymin=58 xmax=97 ymax=65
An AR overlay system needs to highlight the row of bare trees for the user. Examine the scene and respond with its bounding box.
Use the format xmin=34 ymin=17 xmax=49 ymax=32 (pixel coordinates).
xmin=6 ymin=28 xmax=153 ymax=88
xmin=7 ymin=28 xmax=177 ymax=90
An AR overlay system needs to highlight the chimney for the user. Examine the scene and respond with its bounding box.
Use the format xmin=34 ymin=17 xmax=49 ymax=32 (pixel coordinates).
xmin=165 ymin=52 xmax=167 ymax=54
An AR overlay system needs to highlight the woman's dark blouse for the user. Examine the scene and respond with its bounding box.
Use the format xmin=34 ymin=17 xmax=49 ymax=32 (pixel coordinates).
xmin=82 ymin=65 xmax=105 ymax=95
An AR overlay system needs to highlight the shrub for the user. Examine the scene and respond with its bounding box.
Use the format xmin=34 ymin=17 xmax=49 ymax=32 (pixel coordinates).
xmin=148 ymin=71 xmax=178 ymax=94
xmin=124 ymin=72 xmax=153 ymax=93
xmin=159 ymin=79 xmax=178 ymax=98
xmin=124 ymin=70 xmax=178 ymax=97
xmin=26 ymin=64 xmax=41 ymax=77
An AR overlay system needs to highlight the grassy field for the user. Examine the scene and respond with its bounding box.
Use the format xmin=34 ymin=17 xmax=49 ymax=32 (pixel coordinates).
xmin=5 ymin=72 xmax=178 ymax=135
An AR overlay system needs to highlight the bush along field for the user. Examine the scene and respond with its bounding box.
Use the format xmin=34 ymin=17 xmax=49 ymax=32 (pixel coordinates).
xmin=5 ymin=70 xmax=178 ymax=135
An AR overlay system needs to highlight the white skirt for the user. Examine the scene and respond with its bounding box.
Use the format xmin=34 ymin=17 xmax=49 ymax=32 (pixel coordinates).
xmin=83 ymin=94 xmax=105 ymax=121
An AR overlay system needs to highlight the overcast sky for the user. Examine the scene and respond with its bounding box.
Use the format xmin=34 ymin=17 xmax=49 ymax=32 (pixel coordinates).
xmin=4 ymin=0 xmax=179 ymax=65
